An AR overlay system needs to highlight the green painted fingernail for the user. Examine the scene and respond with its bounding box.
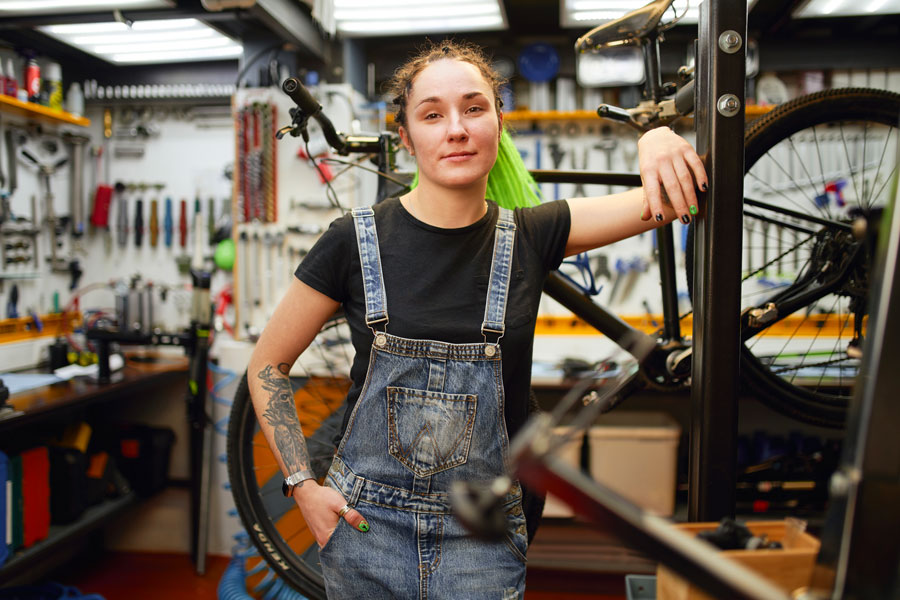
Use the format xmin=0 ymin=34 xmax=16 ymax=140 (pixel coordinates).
xmin=689 ymin=204 xmax=698 ymax=215
xmin=358 ymin=522 xmax=369 ymax=532
xmin=640 ymin=208 xmax=645 ymax=219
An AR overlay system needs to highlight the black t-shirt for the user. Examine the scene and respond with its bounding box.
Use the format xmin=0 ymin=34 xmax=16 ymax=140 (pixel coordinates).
xmin=295 ymin=197 xmax=571 ymax=445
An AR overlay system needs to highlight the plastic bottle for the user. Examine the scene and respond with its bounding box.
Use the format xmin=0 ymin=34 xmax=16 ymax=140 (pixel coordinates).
xmin=65 ymin=81 xmax=84 ymax=117
xmin=5 ymin=58 xmax=19 ymax=98
xmin=45 ymin=61 xmax=63 ymax=111
xmin=25 ymin=58 xmax=40 ymax=103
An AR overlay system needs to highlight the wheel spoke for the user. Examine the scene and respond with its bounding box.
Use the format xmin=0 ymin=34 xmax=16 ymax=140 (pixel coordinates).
xmin=864 ymin=126 xmax=894 ymax=210
xmin=839 ymin=122 xmax=863 ymax=207
xmin=787 ymin=135 xmax=830 ymax=219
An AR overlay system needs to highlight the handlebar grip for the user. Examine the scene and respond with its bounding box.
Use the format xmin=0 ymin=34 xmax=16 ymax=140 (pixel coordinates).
xmin=282 ymin=77 xmax=321 ymax=116
xmin=597 ymin=104 xmax=634 ymax=123
xmin=674 ymin=79 xmax=694 ymax=116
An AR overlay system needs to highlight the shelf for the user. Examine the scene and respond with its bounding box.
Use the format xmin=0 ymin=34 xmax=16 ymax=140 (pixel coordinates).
xmin=0 ymin=312 xmax=81 ymax=344
xmin=0 ymin=95 xmax=90 ymax=127
xmin=0 ymin=492 xmax=139 ymax=584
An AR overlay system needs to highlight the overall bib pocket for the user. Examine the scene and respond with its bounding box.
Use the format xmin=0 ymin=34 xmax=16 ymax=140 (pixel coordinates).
xmin=387 ymin=386 xmax=477 ymax=477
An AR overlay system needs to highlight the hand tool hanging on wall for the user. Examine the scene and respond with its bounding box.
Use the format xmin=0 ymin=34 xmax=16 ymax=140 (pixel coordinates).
xmin=88 ymin=146 xmax=112 ymax=229
xmin=164 ymin=197 xmax=173 ymax=248
xmin=4 ymin=124 xmax=17 ymax=198
xmin=595 ymin=126 xmax=618 ymax=195
xmin=264 ymin=104 xmax=277 ymax=223
xmin=547 ymin=142 xmax=566 ymax=200
xmin=134 ymin=198 xmax=144 ymax=247
xmin=207 ymin=197 xmax=215 ymax=246
xmin=572 ymin=146 xmax=589 ymax=197
xmin=149 ymin=198 xmax=159 ymax=248
xmin=237 ymin=107 xmax=247 ymax=223
xmin=179 ymin=199 xmax=188 ymax=249
xmin=116 ymin=182 xmax=128 ymax=248
xmin=6 ymin=284 xmax=18 ymax=318
xmin=193 ymin=197 xmax=202 ymax=248
xmin=192 ymin=197 xmax=204 ymax=270
xmin=63 ymin=133 xmax=89 ymax=238
xmin=19 ymin=148 xmax=69 ymax=273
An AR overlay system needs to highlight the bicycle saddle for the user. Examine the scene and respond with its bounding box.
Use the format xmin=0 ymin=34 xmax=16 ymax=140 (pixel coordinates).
xmin=575 ymin=0 xmax=675 ymax=52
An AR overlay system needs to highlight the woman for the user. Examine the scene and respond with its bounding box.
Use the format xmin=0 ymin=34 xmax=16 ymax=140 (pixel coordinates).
xmin=248 ymin=41 xmax=706 ymax=599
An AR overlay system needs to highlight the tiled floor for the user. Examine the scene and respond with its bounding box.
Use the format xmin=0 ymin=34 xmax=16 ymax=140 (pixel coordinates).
xmin=51 ymin=551 xmax=626 ymax=599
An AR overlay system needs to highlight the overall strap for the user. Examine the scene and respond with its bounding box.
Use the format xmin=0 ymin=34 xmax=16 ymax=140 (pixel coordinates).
xmin=481 ymin=207 xmax=516 ymax=343
xmin=351 ymin=207 xmax=389 ymax=332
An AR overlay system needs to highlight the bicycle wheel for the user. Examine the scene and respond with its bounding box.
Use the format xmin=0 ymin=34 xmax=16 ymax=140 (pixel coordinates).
xmin=689 ymin=88 xmax=900 ymax=428
xmin=227 ymin=313 xmax=353 ymax=598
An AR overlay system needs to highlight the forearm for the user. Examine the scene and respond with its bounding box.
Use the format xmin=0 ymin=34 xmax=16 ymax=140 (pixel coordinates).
xmin=565 ymin=188 xmax=680 ymax=256
xmin=249 ymin=360 xmax=314 ymax=483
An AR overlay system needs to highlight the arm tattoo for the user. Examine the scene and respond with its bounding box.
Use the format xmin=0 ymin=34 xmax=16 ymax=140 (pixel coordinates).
xmin=258 ymin=363 xmax=311 ymax=476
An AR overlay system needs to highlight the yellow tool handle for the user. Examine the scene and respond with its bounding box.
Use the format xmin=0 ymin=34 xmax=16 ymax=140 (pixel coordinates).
xmin=149 ymin=198 xmax=159 ymax=247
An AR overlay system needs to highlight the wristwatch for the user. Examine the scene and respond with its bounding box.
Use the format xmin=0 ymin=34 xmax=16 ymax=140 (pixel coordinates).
xmin=282 ymin=469 xmax=316 ymax=497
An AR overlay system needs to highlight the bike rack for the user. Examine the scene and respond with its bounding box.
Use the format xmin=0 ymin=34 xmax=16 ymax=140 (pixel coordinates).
xmin=689 ymin=0 xmax=747 ymax=521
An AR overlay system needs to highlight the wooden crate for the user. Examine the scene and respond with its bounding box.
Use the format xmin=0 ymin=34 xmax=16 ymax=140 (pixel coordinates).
xmin=657 ymin=520 xmax=820 ymax=600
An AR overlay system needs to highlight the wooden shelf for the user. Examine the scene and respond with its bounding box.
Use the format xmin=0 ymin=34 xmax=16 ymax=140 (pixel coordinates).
xmin=0 ymin=492 xmax=139 ymax=585
xmin=0 ymin=94 xmax=90 ymax=127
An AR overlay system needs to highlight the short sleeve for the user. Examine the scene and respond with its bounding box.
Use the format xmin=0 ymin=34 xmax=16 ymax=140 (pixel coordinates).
xmin=294 ymin=213 xmax=355 ymax=302
xmin=514 ymin=199 xmax=571 ymax=271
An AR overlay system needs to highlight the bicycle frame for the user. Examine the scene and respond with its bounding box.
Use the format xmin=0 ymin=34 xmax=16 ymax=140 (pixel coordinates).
xmin=531 ymin=169 xmax=689 ymax=390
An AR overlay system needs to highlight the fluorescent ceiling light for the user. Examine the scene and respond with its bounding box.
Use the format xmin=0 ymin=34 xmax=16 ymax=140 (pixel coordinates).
xmin=38 ymin=18 xmax=242 ymax=65
xmin=0 ymin=0 xmax=171 ymax=15
xmin=794 ymin=0 xmax=900 ymax=16
xmin=334 ymin=0 xmax=507 ymax=37
xmin=561 ymin=0 xmax=701 ymax=27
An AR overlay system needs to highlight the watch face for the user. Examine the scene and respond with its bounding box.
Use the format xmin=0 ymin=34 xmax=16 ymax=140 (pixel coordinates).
xmin=282 ymin=479 xmax=291 ymax=497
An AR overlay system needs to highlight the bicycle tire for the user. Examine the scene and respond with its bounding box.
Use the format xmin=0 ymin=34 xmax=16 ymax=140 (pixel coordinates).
xmin=227 ymin=315 xmax=353 ymax=598
xmin=687 ymin=87 xmax=900 ymax=428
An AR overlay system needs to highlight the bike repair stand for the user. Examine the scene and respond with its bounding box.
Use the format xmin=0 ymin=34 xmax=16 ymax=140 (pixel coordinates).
xmin=187 ymin=268 xmax=212 ymax=575
xmin=86 ymin=268 xmax=214 ymax=575
xmin=689 ymin=0 xmax=747 ymax=522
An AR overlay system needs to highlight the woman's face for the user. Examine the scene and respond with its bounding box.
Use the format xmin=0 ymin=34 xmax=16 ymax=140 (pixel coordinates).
xmin=399 ymin=59 xmax=501 ymax=191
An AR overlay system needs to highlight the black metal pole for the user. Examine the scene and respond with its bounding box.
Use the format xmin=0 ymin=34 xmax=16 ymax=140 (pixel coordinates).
xmin=689 ymin=0 xmax=747 ymax=521
xmin=656 ymin=224 xmax=682 ymax=342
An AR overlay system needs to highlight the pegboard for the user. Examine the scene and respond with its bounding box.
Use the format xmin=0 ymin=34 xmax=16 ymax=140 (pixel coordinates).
xmin=0 ymin=100 xmax=233 ymax=368
xmin=231 ymin=83 xmax=382 ymax=339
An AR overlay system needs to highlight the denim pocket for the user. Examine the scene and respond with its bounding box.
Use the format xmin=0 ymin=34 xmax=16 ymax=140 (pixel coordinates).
xmin=387 ymin=386 xmax=477 ymax=477
xmin=318 ymin=515 xmax=349 ymax=553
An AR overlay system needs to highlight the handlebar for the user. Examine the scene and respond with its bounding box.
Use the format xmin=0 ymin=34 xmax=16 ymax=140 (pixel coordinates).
xmin=280 ymin=77 xmax=382 ymax=155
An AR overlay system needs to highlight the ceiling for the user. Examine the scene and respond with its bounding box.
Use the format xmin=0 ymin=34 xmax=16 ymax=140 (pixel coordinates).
xmin=0 ymin=0 xmax=897 ymax=85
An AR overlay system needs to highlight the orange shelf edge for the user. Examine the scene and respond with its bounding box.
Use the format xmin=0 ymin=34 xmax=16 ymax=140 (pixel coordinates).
xmin=0 ymin=94 xmax=91 ymax=127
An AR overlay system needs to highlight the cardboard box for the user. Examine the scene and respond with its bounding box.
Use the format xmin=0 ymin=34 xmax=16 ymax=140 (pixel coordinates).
xmin=588 ymin=412 xmax=681 ymax=516
xmin=657 ymin=519 xmax=820 ymax=600
xmin=541 ymin=426 xmax=583 ymax=518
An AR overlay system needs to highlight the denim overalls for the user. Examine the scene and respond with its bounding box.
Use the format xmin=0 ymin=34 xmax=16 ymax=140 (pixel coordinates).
xmin=318 ymin=206 xmax=528 ymax=600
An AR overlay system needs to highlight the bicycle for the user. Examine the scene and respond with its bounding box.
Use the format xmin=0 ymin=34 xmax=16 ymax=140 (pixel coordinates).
xmin=227 ymin=0 xmax=900 ymax=593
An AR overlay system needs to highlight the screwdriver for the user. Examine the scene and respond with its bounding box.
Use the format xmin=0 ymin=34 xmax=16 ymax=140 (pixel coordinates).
xmin=208 ymin=197 xmax=216 ymax=246
xmin=134 ymin=198 xmax=143 ymax=247
xmin=164 ymin=197 xmax=173 ymax=248
xmin=149 ymin=198 xmax=159 ymax=247
xmin=179 ymin=199 xmax=188 ymax=248
xmin=116 ymin=182 xmax=128 ymax=248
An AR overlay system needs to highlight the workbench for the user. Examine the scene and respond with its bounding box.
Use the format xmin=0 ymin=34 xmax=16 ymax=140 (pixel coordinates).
xmin=0 ymin=353 xmax=188 ymax=586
